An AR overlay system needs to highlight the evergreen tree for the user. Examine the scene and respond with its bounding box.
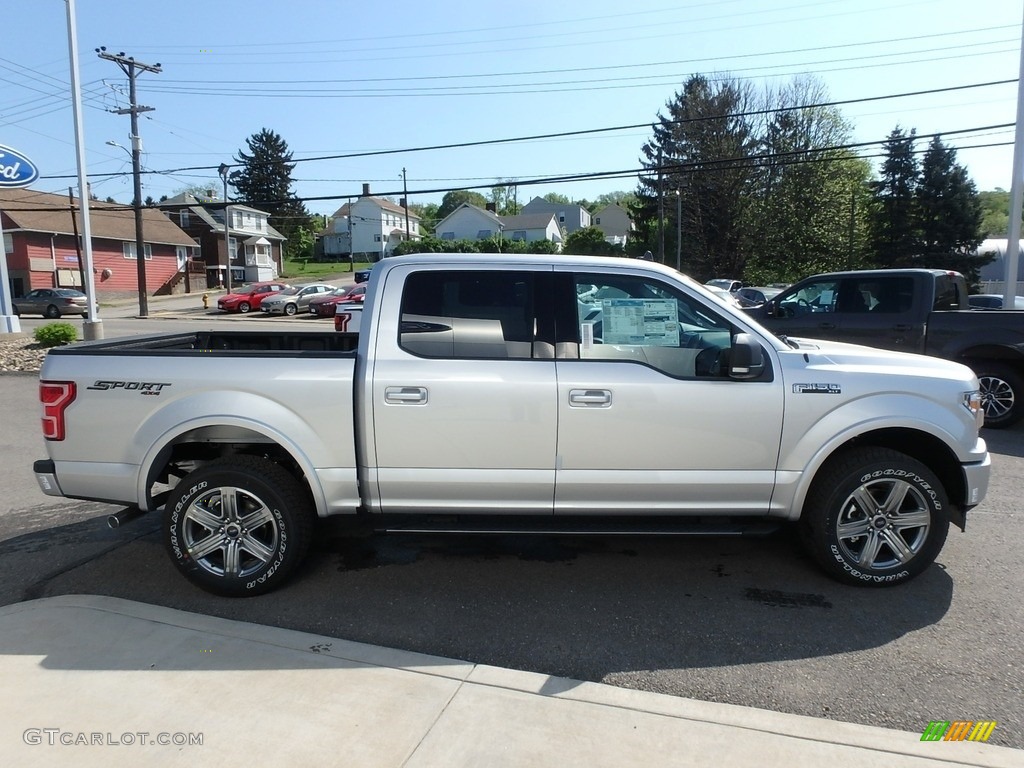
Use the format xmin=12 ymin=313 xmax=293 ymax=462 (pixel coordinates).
xmin=870 ymin=127 xmax=920 ymax=267
xmin=916 ymin=135 xmax=988 ymax=281
xmin=634 ymin=75 xmax=758 ymax=279
xmin=231 ymin=128 xmax=310 ymax=256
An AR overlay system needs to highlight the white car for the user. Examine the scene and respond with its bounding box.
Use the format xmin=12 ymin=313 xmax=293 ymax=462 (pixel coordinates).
xmin=259 ymin=283 xmax=335 ymax=316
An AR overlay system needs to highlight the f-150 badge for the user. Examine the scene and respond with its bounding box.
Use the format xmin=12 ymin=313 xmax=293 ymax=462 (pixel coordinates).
xmin=793 ymin=383 xmax=841 ymax=394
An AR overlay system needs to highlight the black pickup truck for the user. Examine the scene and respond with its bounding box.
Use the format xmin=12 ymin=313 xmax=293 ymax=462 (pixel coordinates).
xmin=747 ymin=268 xmax=1024 ymax=428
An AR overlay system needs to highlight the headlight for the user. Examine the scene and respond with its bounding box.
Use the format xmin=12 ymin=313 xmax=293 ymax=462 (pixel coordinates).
xmin=962 ymin=391 xmax=984 ymax=429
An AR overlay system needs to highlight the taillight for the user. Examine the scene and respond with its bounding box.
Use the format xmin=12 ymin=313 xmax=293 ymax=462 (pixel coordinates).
xmin=40 ymin=381 xmax=76 ymax=441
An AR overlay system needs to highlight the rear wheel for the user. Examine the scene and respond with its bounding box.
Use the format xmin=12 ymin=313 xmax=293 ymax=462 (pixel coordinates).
xmin=163 ymin=456 xmax=314 ymax=596
xmin=238 ymin=301 xmax=251 ymax=314
xmin=284 ymin=303 xmax=298 ymax=316
xmin=800 ymin=447 xmax=949 ymax=587
xmin=972 ymin=362 xmax=1024 ymax=429
xmin=44 ymin=304 xmax=61 ymax=318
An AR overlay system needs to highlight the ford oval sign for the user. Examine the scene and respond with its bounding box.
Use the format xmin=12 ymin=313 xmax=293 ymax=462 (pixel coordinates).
xmin=0 ymin=144 xmax=39 ymax=188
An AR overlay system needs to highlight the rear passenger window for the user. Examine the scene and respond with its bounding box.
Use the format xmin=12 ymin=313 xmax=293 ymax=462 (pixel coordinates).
xmin=399 ymin=271 xmax=536 ymax=359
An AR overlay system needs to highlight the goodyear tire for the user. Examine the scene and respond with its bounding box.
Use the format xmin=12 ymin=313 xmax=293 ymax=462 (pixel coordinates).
xmin=972 ymin=362 xmax=1024 ymax=429
xmin=163 ymin=456 xmax=313 ymax=596
xmin=800 ymin=447 xmax=949 ymax=587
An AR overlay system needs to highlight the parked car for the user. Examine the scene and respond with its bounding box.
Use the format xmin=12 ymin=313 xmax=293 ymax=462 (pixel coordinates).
xmin=13 ymin=288 xmax=88 ymax=318
xmin=968 ymin=294 xmax=1024 ymax=310
xmin=217 ymin=282 xmax=290 ymax=314
xmin=735 ymin=286 xmax=784 ymax=308
xmin=705 ymin=279 xmax=743 ymax=292
xmin=704 ymin=286 xmax=742 ymax=308
xmin=308 ymin=284 xmax=367 ymax=317
xmin=260 ymin=283 xmax=335 ymax=316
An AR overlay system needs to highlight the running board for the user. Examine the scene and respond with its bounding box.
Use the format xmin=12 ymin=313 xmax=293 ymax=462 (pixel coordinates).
xmin=373 ymin=515 xmax=781 ymax=537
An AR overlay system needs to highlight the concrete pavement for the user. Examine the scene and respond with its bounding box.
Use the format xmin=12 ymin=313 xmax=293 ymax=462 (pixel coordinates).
xmin=0 ymin=595 xmax=1018 ymax=767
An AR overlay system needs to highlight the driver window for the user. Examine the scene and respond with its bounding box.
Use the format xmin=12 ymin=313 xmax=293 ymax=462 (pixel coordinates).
xmin=777 ymin=279 xmax=840 ymax=316
xmin=571 ymin=273 xmax=734 ymax=378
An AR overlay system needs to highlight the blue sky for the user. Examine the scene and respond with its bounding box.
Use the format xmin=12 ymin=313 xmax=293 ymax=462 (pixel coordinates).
xmin=3 ymin=0 xmax=1021 ymax=216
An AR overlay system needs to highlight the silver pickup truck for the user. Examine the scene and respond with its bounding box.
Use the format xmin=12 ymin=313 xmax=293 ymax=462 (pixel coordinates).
xmin=34 ymin=254 xmax=990 ymax=595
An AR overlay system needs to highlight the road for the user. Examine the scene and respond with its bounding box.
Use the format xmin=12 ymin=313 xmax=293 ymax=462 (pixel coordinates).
xmin=1 ymin=313 xmax=1022 ymax=750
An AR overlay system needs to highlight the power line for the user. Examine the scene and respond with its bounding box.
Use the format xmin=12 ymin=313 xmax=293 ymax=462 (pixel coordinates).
xmin=37 ymin=78 xmax=1019 ymax=183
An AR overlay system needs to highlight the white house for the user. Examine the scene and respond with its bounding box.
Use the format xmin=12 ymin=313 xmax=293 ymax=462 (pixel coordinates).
xmin=499 ymin=212 xmax=562 ymax=245
xmin=435 ymin=204 xmax=503 ymax=242
xmin=323 ymin=185 xmax=421 ymax=260
xmin=433 ymin=204 xmax=563 ymax=247
xmin=592 ymin=202 xmax=635 ymax=246
xmin=521 ymin=197 xmax=591 ymax=235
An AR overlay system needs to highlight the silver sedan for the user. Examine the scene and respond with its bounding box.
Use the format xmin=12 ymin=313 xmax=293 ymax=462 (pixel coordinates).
xmin=259 ymin=283 xmax=336 ymax=316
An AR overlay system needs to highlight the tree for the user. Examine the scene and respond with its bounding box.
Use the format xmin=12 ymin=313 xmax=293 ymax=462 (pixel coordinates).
xmin=870 ymin=127 xmax=920 ymax=268
xmin=978 ymin=188 xmax=1010 ymax=238
xmin=490 ymin=182 xmax=521 ymax=215
xmin=437 ymin=190 xmax=488 ymax=220
xmin=542 ymin=192 xmax=571 ymax=205
xmin=408 ymin=202 xmax=440 ymax=234
xmin=635 ymin=75 xmax=758 ymax=279
xmin=564 ymin=226 xmax=624 ymax=256
xmin=916 ymin=135 xmax=987 ymax=281
xmin=745 ymin=78 xmax=873 ymax=282
xmin=231 ymin=128 xmax=311 ymax=257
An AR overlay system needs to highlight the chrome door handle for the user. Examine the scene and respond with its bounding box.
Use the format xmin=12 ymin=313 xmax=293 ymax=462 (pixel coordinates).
xmin=569 ymin=389 xmax=611 ymax=407
xmin=385 ymin=386 xmax=428 ymax=405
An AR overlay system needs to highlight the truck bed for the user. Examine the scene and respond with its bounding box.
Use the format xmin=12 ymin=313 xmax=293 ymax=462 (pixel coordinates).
xmin=46 ymin=330 xmax=360 ymax=357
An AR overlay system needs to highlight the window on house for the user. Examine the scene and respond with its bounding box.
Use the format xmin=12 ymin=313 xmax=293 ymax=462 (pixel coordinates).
xmin=440 ymin=232 xmax=455 ymax=240
xmin=374 ymin=234 xmax=383 ymax=242
xmin=477 ymin=230 xmax=491 ymax=239
xmin=595 ymin=217 xmax=601 ymax=225
xmin=122 ymin=242 xmax=153 ymax=260
xmin=180 ymin=211 xmax=190 ymax=227
xmin=511 ymin=231 xmax=527 ymax=241
xmin=559 ymin=212 xmax=565 ymax=223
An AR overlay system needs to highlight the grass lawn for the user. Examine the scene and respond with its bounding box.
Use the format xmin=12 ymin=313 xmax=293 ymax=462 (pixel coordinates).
xmin=280 ymin=258 xmax=376 ymax=281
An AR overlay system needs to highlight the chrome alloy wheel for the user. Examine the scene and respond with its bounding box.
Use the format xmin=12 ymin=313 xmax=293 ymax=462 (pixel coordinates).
xmin=978 ymin=374 xmax=1014 ymax=422
xmin=181 ymin=485 xmax=280 ymax=578
xmin=834 ymin=476 xmax=931 ymax=570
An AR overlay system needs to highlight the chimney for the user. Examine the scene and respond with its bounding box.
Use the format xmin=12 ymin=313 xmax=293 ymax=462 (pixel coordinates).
xmin=361 ymin=183 xmax=370 ymax=196
xmin=399 ymin=197 xmax=406 ymax=208
xmin=486 ymin=202 xmax=496 ymax=212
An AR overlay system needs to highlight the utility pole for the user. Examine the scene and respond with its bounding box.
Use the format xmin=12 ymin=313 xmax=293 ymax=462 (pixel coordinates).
xmin=219 ymin=164 xmax=233 ymax=293
xmin=657 ymin=149 xmax=665 ymax=263
xmin=97 ymin=47 xmax=161 ymax=317
xmin=401 ymin=167 xmax=410 ymax=240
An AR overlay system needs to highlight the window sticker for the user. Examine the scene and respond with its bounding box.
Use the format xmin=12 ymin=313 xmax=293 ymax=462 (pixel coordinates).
xmin=602 ymin=298 xmax=679 ymax=346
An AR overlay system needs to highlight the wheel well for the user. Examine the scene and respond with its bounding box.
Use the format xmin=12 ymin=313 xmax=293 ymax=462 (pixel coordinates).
xmin=958 ymin=347 xmax=1024 ymax=367
xmin=813 ymin=428 xmax=966 ymax=518
xmin=145 ymin=426 xmax=315 ymax=512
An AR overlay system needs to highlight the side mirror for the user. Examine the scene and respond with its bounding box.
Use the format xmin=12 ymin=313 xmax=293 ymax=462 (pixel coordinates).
xmin=729 ymin=333 xmax=766 ymax=380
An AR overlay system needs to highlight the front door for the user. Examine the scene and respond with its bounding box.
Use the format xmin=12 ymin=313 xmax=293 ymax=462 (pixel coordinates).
xmin=554 ymin=271 xmax=783 ymax=514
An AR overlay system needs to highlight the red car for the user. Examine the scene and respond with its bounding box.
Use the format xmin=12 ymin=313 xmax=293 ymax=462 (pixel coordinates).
xmin=308 ymin=284 xmax=366 ymax=317
xmin=217 ymin=282 xmax=290 ymax=314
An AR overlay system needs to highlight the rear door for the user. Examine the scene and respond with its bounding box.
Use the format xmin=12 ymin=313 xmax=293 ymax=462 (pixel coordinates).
xmin=368 ymin=266 xmax=558 ymax=514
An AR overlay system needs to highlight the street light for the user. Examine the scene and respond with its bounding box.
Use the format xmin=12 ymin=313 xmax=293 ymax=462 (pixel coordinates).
xmin=218 ymin=163 xmax=232 ymax=293
xmin=107 ymin=136 xmax=148 ymax=316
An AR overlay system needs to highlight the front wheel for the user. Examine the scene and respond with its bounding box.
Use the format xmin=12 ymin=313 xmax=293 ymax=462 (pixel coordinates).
xmin=238 ymin=301 xmax=251 ymax=314
xmin=972 ymin=362 xmax=1024 ymax=429
xmin=800 ymin=447 xmax=949 ymax=587
xmin=284 ymin=302 xmax=298 ymax=316
xmin=44 ymin=304 xmax=61 ymax=318
xmin=163 ymin=456 xmax=314 ymax=596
